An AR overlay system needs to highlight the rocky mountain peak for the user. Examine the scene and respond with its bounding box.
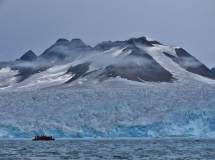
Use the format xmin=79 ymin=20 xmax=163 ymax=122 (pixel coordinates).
xmin=127 ymin=36 xmax=153 ymax=47
xmin=19 ymin=50 xmax=37 ymax=62
xmin=69 ymin=38 xmax=87 ymax=48
xmin=55 ymin=38 xmax=69 ymax=44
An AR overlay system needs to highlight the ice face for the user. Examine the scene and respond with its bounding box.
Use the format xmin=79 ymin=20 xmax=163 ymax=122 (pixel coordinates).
xmin=0 ymin=80 xmax=215 ymax=138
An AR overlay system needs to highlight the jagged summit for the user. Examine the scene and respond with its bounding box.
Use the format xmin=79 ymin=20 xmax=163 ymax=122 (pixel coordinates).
xmin=94 ymin=41 xmax=123 ymax=51
xmin=127 ymin=36 xmax=154 ymax=47
xmin=19 ymin=50 xmax=37 ymax=62
xmin=39 ymin=38 xmax=92 ymax=62
xmin=93 ymin=36 xmax=159 ymax=51
xmin=55 ymin=38 xmax=87 ymax=47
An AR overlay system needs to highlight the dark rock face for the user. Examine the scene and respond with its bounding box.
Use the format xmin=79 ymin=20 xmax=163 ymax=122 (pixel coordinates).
xmin=163 ymin=49 xmax=215 ymax=79
xmin=13 ymin=59 xmax=51 ymax=82
xmin=19 ymin=50 xmax=37 ymax=62
xmin=65 ymin=62 xmax=91 ymax=83
xmin=15 ymin=66 xmax=48 ymax=82
xmin=99 ymin=62 xmax=173 ymax=82
xmin=94 ymin=41 xmax=123 ymax=51
xmin=99 ymin=46 xmax=173 ymax=82
xmin=174 ymin=48 xmax=192 ymax=58
xmin=212 ymin=68 xmax=215 ymax=74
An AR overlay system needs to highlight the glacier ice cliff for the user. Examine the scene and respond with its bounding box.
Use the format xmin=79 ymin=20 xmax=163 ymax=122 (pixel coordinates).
xmin=0 ymin=81 xmax=215 ymax=138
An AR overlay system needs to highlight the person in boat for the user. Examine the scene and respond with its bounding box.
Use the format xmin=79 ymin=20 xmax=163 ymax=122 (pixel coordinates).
xmin=33 ymin=135 xmax=54 ymax=140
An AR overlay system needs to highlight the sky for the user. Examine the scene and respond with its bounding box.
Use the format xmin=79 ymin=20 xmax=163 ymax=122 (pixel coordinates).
xmin=0 ymin=0 xmax=214 ymax=68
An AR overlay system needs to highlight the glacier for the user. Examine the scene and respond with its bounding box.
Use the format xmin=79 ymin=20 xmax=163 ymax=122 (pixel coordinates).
xmin=0 ymin=80 xmax=215 ymax=139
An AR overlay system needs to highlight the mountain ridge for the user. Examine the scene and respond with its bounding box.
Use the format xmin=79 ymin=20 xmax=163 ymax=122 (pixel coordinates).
xmin=0 ymin=36 xmax=215 ymax=91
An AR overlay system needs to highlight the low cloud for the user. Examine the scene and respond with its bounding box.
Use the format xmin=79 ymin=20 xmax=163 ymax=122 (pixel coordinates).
xmin=179 ymin=57 xmax=202 ymax=68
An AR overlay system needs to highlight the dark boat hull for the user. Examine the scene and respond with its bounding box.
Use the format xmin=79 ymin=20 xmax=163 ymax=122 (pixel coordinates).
xmin=32 ymin=138 xmax=55 ymax=141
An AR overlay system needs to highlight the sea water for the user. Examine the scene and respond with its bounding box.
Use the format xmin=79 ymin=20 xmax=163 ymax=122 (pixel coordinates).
xmin=0 ymin=138 xmax=215 ymax=159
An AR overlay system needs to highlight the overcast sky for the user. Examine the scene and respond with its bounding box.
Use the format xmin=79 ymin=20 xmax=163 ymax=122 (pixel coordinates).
xmin=0 ymin=0 xmax=214 ymax=68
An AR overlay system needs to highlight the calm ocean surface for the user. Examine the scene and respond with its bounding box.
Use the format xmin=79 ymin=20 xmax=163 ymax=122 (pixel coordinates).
xmin=0 ymin=138 xmax=215 ymax=159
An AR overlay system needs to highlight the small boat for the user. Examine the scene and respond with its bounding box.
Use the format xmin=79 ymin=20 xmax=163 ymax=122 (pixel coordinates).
xmin=32 ymin=135 xmax=55 ymax=141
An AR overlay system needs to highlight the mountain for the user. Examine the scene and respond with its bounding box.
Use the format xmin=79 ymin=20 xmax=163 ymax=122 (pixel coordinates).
xmin=212 ymin=68 xmax=215 ymax=74
xmin=39 ymin=38 xmax=92 ymax=62
xmin=19 ymin=50 xmax=37 ymax=62
xmin=0 ymin=36 xmax=214 ymax=91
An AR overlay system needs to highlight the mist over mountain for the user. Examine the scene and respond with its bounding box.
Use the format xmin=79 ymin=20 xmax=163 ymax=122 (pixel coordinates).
xmin=0 ymin=36 xmax=214 ymax=91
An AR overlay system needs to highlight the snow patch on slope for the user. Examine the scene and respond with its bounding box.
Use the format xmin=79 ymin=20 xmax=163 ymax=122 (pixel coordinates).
xmin=140 ymin=46 xmax=215 ymax=84
xmin=0 ymin=67 xmax=11 ymax=73
xmin=146 ymin=37 xmax=154 ymax=41
xmin=9 ymin=63 xmax=74 ymax=91
xmin=0 ymin=68 xmax=18 ymax=89
xmin=140 ymin=46 xmax=185 ymax=80
xmin=153 ymin=44 xmax=178 ymax=57
xmin=111 ymin=46 xmax=128 ymax=57
xmin=47 ymin=62 xmax=73 ymax=72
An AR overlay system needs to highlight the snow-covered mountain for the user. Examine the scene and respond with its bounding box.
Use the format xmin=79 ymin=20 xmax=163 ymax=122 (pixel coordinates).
xmin=0 ymin=36 xmax=214 ymax=91
xmin=0 ymin=36 xmax=215 ymax=139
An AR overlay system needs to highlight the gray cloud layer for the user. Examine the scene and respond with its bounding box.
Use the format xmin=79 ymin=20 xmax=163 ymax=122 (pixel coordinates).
xmin=0 ymin=0 xmax=214 ymax=68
